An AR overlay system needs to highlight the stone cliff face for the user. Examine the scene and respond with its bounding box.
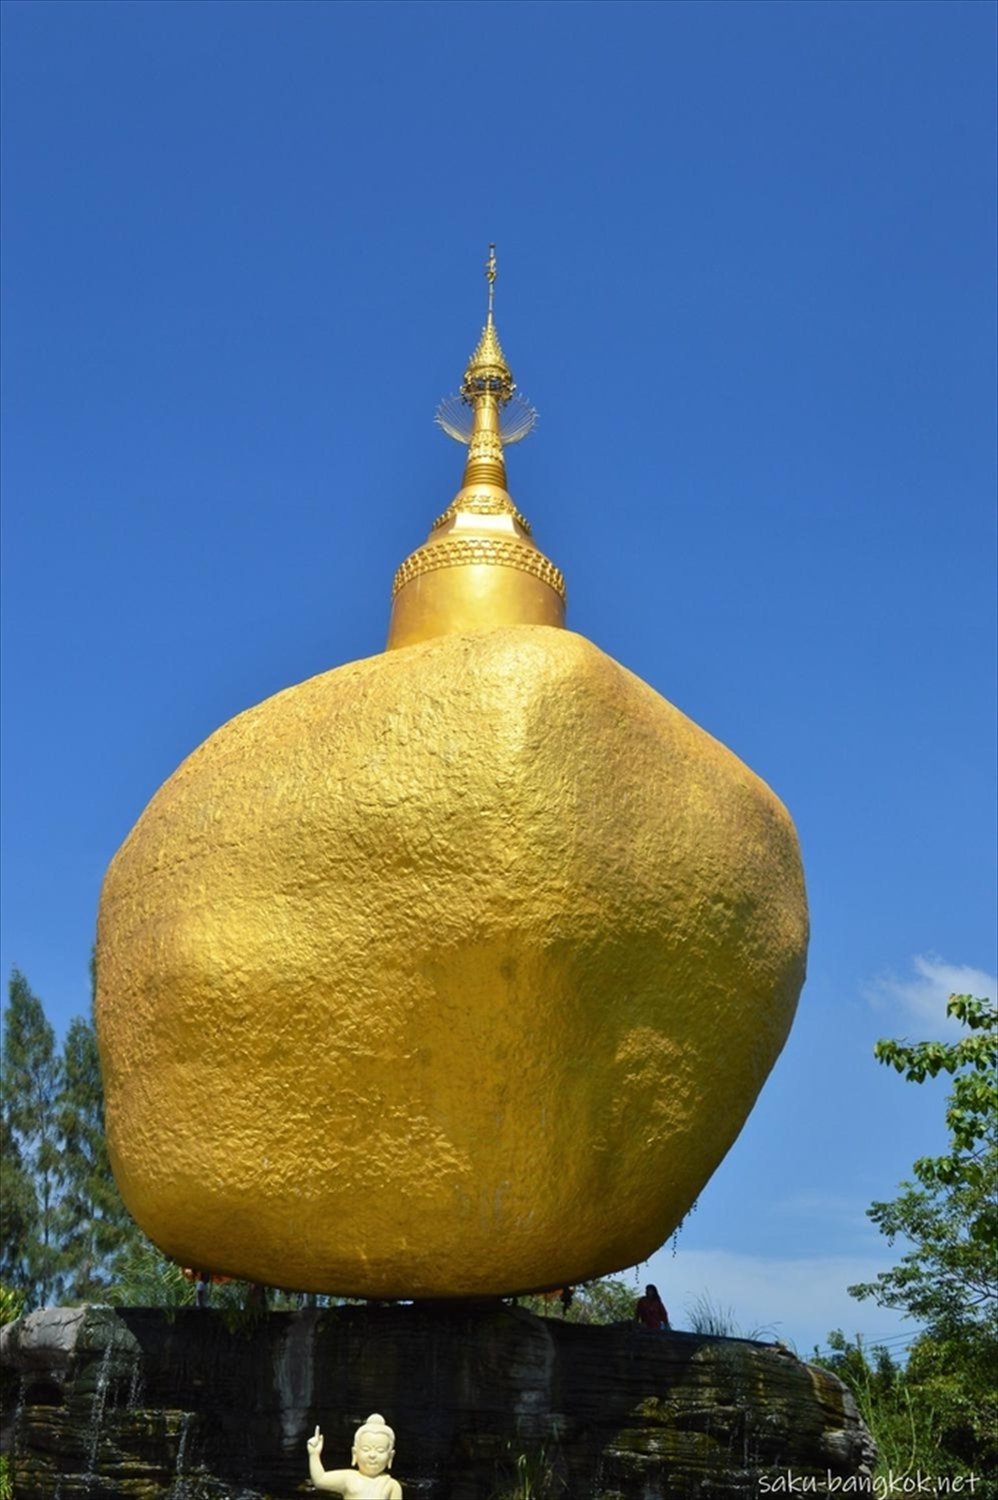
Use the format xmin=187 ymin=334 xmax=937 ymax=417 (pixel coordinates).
xmin=1 ymin=1303 xmax=873 ymax=1499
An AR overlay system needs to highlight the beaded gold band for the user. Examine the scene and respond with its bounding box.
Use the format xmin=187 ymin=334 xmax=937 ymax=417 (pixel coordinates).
xmin=392 ymin=537 xmax=566 ymax=602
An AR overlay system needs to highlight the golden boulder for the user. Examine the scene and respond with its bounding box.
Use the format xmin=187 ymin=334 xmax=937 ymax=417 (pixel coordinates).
xmin=96 ymin=254 xmax=807 ymax=1297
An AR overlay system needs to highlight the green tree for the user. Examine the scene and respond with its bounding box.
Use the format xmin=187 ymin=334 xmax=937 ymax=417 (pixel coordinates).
xmin=57 ymin=1012 xmax=144 ymax=1302
xmin=815 ymin=1332 xmax=940 ymax=1476
xmin=848 ymin=993 xmax=997 ymax=1487
xmin=2 ymin=962 xmax=152 ymax=1308
xmin=56 ymin=946 xmax=146 ymax=1300
xmin=849 ymin=994 xmax=996 ymax=1335
xmin=0 ymin=1104 xmax=35 ymax=1289
xmin=902 ymin=1327 xmax=997 ymax=1477
xmin=1 ymin=971 xmax=64 ymax=1306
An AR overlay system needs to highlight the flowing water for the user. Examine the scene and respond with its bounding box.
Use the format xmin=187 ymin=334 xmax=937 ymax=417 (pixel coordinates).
xmin=166 ymin=1410 xmax=195 ymax=1500
xmin=83 ymin=1341 xmax=115 ymax=1489
xmin=273 ymin=1306 xmax=316 ymax=1451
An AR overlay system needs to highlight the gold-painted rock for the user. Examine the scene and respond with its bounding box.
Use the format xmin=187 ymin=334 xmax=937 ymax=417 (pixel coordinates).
xmin=96 ymin=626 xmax=807 ymax=1297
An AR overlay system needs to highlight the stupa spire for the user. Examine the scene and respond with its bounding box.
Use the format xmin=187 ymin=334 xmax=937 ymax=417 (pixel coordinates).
xmin=457 ymin=245 xmax=514 ymax=488
xmin=386 ymin=246 xmax=563 ymax=651
xmin=464 ymin=247 xmax=512 ymax=386
xmin=434 ymin=245 xmax=537 ymax=483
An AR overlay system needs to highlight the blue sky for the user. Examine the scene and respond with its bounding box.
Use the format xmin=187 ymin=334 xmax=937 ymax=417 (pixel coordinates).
xmin=1 ymin=0 xmax=995 ymax=1356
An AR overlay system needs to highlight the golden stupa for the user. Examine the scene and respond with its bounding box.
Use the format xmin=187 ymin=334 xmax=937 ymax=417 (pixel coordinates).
xmin=95 ymin=250 xmax=808 ymax=1298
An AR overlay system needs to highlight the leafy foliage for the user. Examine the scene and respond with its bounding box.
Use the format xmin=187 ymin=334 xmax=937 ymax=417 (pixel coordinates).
xmin=816 ymin=1332 xmax=938 ymax=1476
xmin=101 ymin=1239 xmax=304 ymax=1317
xmin=1 ymin=966 xmax=152 ymax=1309
xmin=842 ymin=994 xmax=997 ymax=1491
xmin=514 ymin=1276 xmax=636 ymax=1324
xmin=58 ymin=1012 xmax=144 ymax=1301
xmin=0 ymin=1104 xmax=34 ymax=1290
xmin=103 ymin=1237 xmax=195 ymax=1308
xmin=1 ymin=971 xmax=64 ymax=1304
xmin=0 ymin=1285 xmax=26 ymax=1327
xmin=904 ymin=1326 xmax=997 ymax=1480
xmin=849 ymin=994 xmax=997 ymax=1336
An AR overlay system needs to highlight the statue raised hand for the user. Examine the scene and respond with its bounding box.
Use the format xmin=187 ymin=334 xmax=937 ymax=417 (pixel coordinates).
xmin=307 ymin=1415 xmax=402 ymax=1498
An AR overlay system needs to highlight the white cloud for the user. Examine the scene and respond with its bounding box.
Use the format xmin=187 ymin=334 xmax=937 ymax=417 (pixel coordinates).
xmin=862 ymin=954 xmax=996 ymax=1038
xmin=636 ymin=1246 xmax=918 ymax=1361
xmin=772 ymin=1191 xmax=871 ymax=1230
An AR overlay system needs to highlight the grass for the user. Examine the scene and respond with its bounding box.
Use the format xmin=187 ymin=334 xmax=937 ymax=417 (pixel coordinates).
xmin=685 ymin=1292 xmax=780 ymax=1343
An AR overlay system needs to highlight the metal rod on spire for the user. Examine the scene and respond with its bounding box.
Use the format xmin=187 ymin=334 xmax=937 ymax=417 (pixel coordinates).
xmin=486 ymin=243 xmax=497 ymax=318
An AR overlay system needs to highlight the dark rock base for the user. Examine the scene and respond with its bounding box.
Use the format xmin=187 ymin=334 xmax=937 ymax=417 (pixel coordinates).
xmin=1 ymin=1303 xmax=874 ymax=1498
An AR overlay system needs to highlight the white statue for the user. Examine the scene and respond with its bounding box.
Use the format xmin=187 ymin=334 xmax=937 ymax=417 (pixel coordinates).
xmin=307 ymin=1413 xmax=402 ymax=1497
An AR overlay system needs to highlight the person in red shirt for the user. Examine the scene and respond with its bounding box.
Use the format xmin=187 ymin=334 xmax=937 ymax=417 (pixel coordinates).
xmin=635 ymin=1283 xmax=670 ymax=1332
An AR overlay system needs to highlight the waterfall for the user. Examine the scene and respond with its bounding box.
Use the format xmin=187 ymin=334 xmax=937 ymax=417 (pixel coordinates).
xmin=274 ymin=1308 xmax=317 ymax=1451
xmin=166 ymin=1410 xmax=195 ymax=1500
xmin=126 ymin=1343 xmax=145 ymax=1409
xmin=83 ymin=1339 xmax=115 ymax=1488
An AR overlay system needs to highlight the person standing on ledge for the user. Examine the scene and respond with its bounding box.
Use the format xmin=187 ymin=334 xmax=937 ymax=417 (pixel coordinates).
xmin=635 ymin=1283 xmax=670 ymax=1332
xmin=307 ymin=1414 xmax=402 ymax=1497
